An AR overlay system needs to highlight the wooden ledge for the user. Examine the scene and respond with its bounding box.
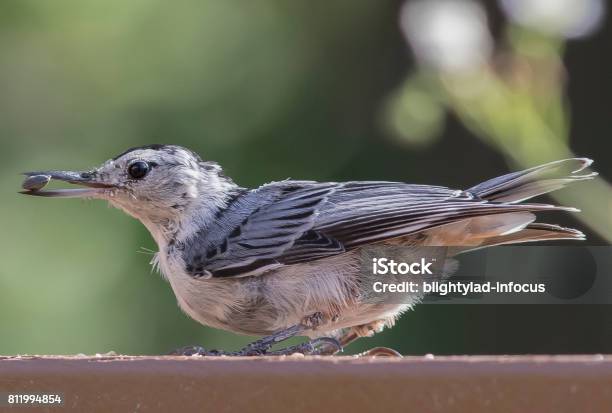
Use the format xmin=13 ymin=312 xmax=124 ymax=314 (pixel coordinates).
xmin=1 ymin=355 xmax=612 ymax=412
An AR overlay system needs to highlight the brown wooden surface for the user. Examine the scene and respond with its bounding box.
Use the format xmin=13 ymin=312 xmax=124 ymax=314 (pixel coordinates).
xmin=1 ymin=354 xmax=611 ymax=412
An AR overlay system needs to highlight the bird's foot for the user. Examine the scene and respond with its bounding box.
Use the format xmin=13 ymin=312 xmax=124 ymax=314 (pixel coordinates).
xmin=236 ymin=324 xmax=304 ymax=355
xmin=264 ymin=337 xmax=342 ymax=356
xmin=169 ymin=336 xmax=342 ymax=357
xmin=169 ymin=312 xmax=338 ymax=357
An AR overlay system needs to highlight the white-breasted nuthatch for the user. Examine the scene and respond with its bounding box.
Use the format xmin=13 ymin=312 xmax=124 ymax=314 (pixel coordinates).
xmin=21 ymin=145 xmax=597 ymax=355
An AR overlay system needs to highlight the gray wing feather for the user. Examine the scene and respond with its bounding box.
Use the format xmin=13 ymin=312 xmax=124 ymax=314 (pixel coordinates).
xmin=187 ymin=181 xmax=570 ymax=278
xmin=185 ymin=182 xmax=337 ymax=277
xmin=214 ymin=184 xmax=334 ymax=262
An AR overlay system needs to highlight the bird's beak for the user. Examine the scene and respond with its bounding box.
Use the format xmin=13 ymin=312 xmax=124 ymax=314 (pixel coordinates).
xmin=20 ymin=170 xmax=115 ymax=198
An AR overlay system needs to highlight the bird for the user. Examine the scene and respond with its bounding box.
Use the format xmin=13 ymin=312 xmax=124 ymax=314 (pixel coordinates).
xmin=21 ymin=144 xmax=597 ymax=355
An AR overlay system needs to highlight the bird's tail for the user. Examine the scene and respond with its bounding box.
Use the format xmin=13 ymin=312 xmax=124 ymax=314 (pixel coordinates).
xmin=462 ymin=158 xmax=597 ymax=246
xmin=467 ymin=158 xmax=596 ymax=204
xmin=475 ymin=223 xmax=586 ymax=248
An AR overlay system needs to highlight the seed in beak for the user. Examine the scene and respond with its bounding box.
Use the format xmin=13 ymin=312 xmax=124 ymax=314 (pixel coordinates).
xmin=22 ymin=174 xmax=51 ymax=191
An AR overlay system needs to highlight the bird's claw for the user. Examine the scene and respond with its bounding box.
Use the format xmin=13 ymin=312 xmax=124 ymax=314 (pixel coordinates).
xmin=265 ymin=337 xmax=343 ymax=356
xmin=169 ymin=336 xmax=343 ymax=357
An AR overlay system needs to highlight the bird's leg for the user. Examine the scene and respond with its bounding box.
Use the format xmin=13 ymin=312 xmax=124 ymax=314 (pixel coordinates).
xmin=170 ymin=312 xmax=342 ymax=356
xmin=234 ymin=324 xmax=306 ymax=356
xmin=168 ymin=322 xmax=307 ymax=356
xmin=235 ymin=312 xmax=341 ymax=356
xmin=265 ymin=337 xmax=342 ymax=356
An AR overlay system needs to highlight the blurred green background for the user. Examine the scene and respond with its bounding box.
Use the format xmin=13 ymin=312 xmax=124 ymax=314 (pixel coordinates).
xmin=1 ymin=0 xmax=611 ymax=356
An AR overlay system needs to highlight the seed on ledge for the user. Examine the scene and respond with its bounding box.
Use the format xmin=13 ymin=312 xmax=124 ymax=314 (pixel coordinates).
xmin=22 ymin=174 xmax=51 ymax=191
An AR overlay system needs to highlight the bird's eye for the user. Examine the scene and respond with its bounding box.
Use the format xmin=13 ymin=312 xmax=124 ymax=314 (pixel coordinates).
xmin=128 ymin=161 xmax=150 ymax=179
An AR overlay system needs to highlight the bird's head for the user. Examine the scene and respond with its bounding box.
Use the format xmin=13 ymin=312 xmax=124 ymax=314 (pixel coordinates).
xmin=22 ymin=145 xmax=237 ymax=239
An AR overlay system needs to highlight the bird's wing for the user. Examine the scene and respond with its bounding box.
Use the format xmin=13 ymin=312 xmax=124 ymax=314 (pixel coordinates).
xmin=183 ymin=182 xmax=338 ymax=278
xmin=188 ymin=181 xmax=569 ymax=278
